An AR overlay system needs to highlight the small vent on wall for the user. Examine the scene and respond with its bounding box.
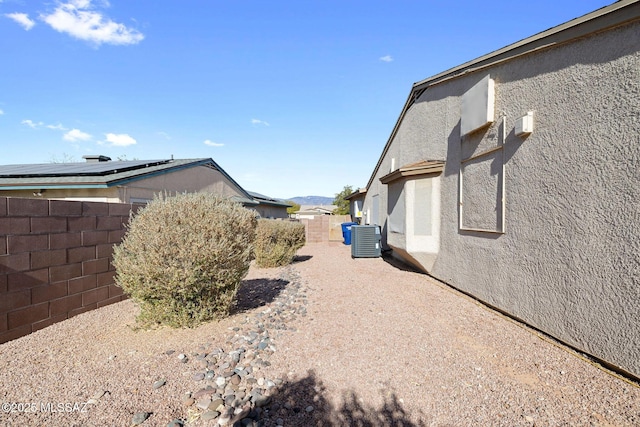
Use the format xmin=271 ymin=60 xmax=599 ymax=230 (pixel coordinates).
xmin=515 ymin=111 xmax=534 ymax=137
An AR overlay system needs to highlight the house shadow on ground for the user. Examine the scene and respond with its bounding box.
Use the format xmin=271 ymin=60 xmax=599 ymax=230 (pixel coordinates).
xmin=381 ymin=252 xmax=424 ymax=274
xmin=292 ymin=255 xmax=313 ymax=263
xmin=260 ymin=370 xmax=427 ymax=426
xmin=232 ymin=278 xmax=289 ymax=313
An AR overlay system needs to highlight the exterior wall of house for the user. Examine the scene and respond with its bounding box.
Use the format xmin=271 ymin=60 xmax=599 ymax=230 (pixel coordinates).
xmin=0 ymin=188 xmax=120 ymax=203
xmin=117 ymin=165 xmax=247 ymax=203
xmin=363 ymin=19 xmax=640 ymax=377
xmin=255 ymin=204 xmax=289 ymax=219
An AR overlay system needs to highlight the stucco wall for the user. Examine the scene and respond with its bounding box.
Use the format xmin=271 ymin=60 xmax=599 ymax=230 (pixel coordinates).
xmin=364 ymin=19 xmax=640 ymax=377
xmin=0 ymin=188 xmax=120 ymax=203
xmin=255 ymin=204 xmax=289 ymax=219
xmin=118 ymin=165 xmax=247 ymax=202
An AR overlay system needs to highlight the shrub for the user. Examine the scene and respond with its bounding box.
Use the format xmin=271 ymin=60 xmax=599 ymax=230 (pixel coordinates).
xmin=112 ymin=193 xmax=257 ymax=328
xmin=254 ymin=219 xmax=306 ymax=268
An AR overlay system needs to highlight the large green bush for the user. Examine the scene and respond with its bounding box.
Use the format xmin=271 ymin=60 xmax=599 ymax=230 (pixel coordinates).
xmin=112 ymin=193 xmax=257 ymax=328
xmin=254 ymin=219 xmax=306 ymax=268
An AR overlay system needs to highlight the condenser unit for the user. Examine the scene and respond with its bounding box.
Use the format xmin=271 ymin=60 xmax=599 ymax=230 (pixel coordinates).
xmin=351 ymin=225 xmax=382 ymax=258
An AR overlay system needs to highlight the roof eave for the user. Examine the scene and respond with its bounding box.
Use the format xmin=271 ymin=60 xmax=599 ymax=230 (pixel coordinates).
xmin=345 ymin=188 xmax=367 ymax=200
xmin=365 ymin=0 xmax=640 ymax=192
xmin=256 ymin=200 xmax=293 ymax=208
xmin=412 ymin=0 xmax=640 ymax=92
xmin=380 ymin=161 xmax=445 ymax=184
xmin=0 ymin=183 xmax=109 ymax=190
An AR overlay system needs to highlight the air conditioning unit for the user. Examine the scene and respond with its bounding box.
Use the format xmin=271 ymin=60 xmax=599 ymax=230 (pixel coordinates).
xmin=351 ymin=225 xmax=382 ymax=258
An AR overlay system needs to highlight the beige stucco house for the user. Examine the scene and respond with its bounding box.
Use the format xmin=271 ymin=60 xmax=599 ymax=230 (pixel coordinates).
xmin=294 ymin=205 xmax=336 ymax=219
xmin=0 ymin=155 xmax=258 ymax=206
xmin=248 ymin=191 xmax=292 ymax=219
xmin=359 ymin=0 xmax=640 ymax=379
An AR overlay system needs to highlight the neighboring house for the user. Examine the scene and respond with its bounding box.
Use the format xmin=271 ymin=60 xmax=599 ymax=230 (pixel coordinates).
xmin=0 ymin=155 xmax=257 ymax=207
xmin=248 ymin=191 xmax=292 ymax=219
xmin=345 ymin=188 xmax=366 ymax=223
xmin=359 ymin=1 xmax=640 ymax=379
xmin=295 ymin=205 xmax=336 ymax=219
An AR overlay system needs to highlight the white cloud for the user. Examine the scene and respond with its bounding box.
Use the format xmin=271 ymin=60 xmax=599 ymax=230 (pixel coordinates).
xmin=251 ymin=118 xmax=270 ymax=126
xmin=63 ymin=128 xmax=92 ymax=141
xmin=104 ymin=133 xmax=136 ymax=146
xmin=0 ymin=109 xmax=4 ymax=115
xmin=379 ymin=55 xmax=393 ymax=63
xmin=22 ymin=119 xmax=73 ymax=131
xmin=204 ymin=139 xmax=224 ymax=147
xmin=22 ymin=119 xmax=44 ymax=128
xmin=5 ymin=13 xmax=36 ymax=30
xmin=40 ymin=0 xmax=144 ymax=46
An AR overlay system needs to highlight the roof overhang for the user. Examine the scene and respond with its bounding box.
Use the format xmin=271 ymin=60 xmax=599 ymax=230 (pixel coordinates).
xmin=257 ymin=200 xmax=293 ymax=208
xmin=232 ymin=196 xmax=259 ymax=207
xmin=345 ymin=188 xmax=367 ymax=200
xmin=380 ymin=161 xmax=445 ymax=184
xmin=366 ymin=0 xmax=640 ymax=191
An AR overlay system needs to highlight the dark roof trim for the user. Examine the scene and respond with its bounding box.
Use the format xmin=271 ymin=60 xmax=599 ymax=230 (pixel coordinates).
xmin=247 ymin=191 xmax=293 ymax=208
xmin=255 ymin=199 xmax=292 ymax=208
xmin=231 ymin=195 xmax=260 ymax=207
xmin=366 ymin=0 xmax=640 ymax=191
xmin=344 ymin=188 xmax=367 ymax=200
xmin=380 ymin=161 xmax=445 ymax=184
xmin=413 ymin=0 xmax=639 ymax=92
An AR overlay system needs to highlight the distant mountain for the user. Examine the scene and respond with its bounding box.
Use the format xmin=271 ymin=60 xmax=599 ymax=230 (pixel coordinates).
xmin=287 ymin=196 xmax=334 ymax=206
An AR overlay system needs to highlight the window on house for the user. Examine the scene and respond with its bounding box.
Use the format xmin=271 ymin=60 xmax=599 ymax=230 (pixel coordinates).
xmin=413 ymin=178 xmax=432 ymax=236
xmin=380 ymin=160 xmax=444 ymax=236
xmin=371 ymin=194 xmax=379 ymax=225
xmin=388 ymin=181 xmax=405 ymax=234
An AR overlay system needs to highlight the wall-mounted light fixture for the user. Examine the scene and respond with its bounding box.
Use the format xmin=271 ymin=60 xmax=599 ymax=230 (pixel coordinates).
xmin=515 ymin=111 xmax=534 ymax=137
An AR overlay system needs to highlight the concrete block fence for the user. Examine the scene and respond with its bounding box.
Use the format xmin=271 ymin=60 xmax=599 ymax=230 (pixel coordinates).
xmin=0 ymin=197 xmax=142 ymax=344
xmin=299 ymin=215 xmax=350 ymax=243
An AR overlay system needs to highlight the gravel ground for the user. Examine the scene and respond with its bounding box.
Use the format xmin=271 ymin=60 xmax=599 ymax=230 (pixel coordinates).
xmin=1 ymin=242 xmax=639 ymax=426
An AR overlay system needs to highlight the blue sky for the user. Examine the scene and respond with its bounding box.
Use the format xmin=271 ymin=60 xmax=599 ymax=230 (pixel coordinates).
xmin=0 ymin=0 xmax=613 ymax=199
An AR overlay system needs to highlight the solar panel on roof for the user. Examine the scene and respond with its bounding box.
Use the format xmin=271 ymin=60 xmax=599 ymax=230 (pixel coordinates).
xmin=0 ymin=160 xmax=171 ymax=178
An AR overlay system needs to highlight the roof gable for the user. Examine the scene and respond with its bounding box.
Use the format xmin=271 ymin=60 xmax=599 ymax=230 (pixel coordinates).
xmin=0 ymin=158 xmax=254 ymax=204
